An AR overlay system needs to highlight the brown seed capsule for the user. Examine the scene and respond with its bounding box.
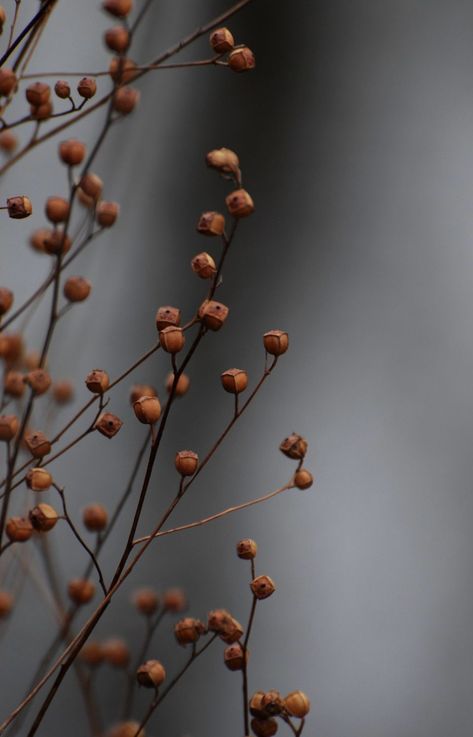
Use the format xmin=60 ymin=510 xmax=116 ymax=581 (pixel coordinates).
xmin=174 ymin=450 xmax=198 ymax=476
xmin=0 ymin=287 xmax=13 ymax=315
xmin=251 ymin=717 xmax=278 ymax=737
xmin=4 ymin=371 xmax=25 ymax=398
xmin=79 ymin=641 xmax=104 ymax=667
xmin=209 ymin=27 xmax=235 ymax=54
xmin=68 ymin=579 xmax=95 ymax=605
xmin=45 ymin=196 xmax=70 ymax=224
xmin=104 ymin=25 xmax=130 ymax=53
xmin=29 ymin=228 xmax=49 ymax=253
xmin=284 ymin=690 xmax=311 ymax=718
xmin=163 ymin=588 xmax=187 ymax=612
xmin=279 ymin=433 xmax=308 ymax=460
xmin=83 ymin=504 xmax=108 ymax=532
xmin=109 ymin=56 xmax=139 ymax=84
xmin=24 ymin=430 xmax=51 ymax=458
xmin=191 ymin=251 xmax=217 ymax=279
xmin=263 ymin=330 xmax=288 ymax=356
xmin=26 ymin=467 xmax=52 ymax=492
xmin=103 ymin=0 xmax=133 ymax=18
xmin=0 ymin=415 xmax=19 ymax=441
xmin=103 ymin=638 xmax=130 ymax=667
xmin=96 ymin=200 xmax=120 ymax=227
xmin=207 ymin=609 xmax=242 ymax=642
xmin=59 ymin=139 xmax=86 ymax=166
xmin=0 ymin=333 xmax=22 ymax=364
xmin=52 ymin=379 xmax=74 ymax=404
xmin=133 ymin=395 xmax=161 ymax=424
xmin=25 ymin=82 xmax=50 ymax=107
xmin=80 ymin=172 xmax=103 ymax=201
xmin=219 ymin=617 xmax=244 ymax=645
xmin=165 ymin=372 xmax=190 ymax=396
xmin=159 ymin=326 xmax=185 ymax=354
xmin=155 ymin=305 xmax=181 ymax=331
xmin=225 ymin=188 xmax=254 ymax=218
xmin=130 ymin=383 xmax=157 ymax=405
xmin=249 ymin=691 xmax=269 ymax=719
xmin=30 ymin=101 xmax=53 ymax=120
xmin=85 ymin=369 xmax=110 ymax=394
xmin=0 ymin=68 xmax=16 ymax=96
xmin=133 ymin=588 xmax=159 ymax=616
xmin=63 ymin=276 xmax=92 ymax=302
xmin=136 ymin=659 xmax=166 ymax=688
xmin=29 ymin=503 xmax=59 ymax=532
xmin=7 ymin=195 xmax=32 ymax=219
xmin=107 ymin=722 xmax=145 ymax=737
xmin=294 ymin=468 xmax=313 ymax=490
xmin=25 ymin=369 xmax=51 ymax=396
xmin=224 ymin=643 xmax=247 ymax=671
xmin=0 ymin=591 xmax=13 ymax=619
xmin=228 ymin=46 xmax=256 ymax=72
xmin=113 ymin=86 xmax=140 ymax=114
xmin=221 ymin=368 xmax=248 ymax=394
xmin=0 ymin=7 xmax=6 ymax=34
xmin=77 ymin=77 xmax=97 ymax=99
xmin=236 ymin=538 xmax=258 ymax=560
xmin=54 ymin=79 xmax=71 ymax=99
xmin=43 ymin=229 xmax=72 ymax=255
xmin=198 ymin=300 xmax=229 ymax=331
xmin=261 ymin=690 xmax=284 ymax=716
xmin=250 ymin=575 xmax=276 ymax=600
xmin=6 ymin=516 xmax=33 ymax=542
xmin=174 ymin=617 xmax=206 ymax=646
xmin=0 ymin=130 xmax=17 ymax=153
xmin=206 ymin=147 xmax=239 ymax=173
xmin=196 ymin=211 xmax=225 ymax=236
xmin=95 ymin=412 xmax=123 ymax=439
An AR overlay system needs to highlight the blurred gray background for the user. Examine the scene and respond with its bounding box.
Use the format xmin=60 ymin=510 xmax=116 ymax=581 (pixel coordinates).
xmin=2 ymin=0 xmax=473 ymax=735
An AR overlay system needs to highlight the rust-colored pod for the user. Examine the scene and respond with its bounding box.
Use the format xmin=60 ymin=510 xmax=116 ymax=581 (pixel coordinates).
xmin=25 ymin=368 xmax=51 ymax=395
xmin=4 ymin=371 xmax=25 ymax=398
xmin=207 ymin=608 xmax=233 ymax=633
xmin=162 ymin=588 xmax=187 ymax=612
xmin=30 ymin=101 xmax=53 ymax=120
xmin=104 ymin=25 xmax=130 ymax=53
xmin=174 ymin=617 xmax=207 ymax=645
xmin=80 ymin=172 xmax=103 ymax=201
xmin=249 ymin=691 xmax=269 ymax=718
xmin=0 ymin=591 xmax=13 ymax=618
xmin=103 ymin=638 xmax=130 ymax=667
xmin=261 ymin=690 xmax=284 ymax=716
xmin=0 ymin=333 xmax=22 ymax=364
xmin=219 ymin=617 xmax=244 ymax=645
xmin=45 ymin=196 xmax=70 ymax=224
xmin=95 ymin=412 xmax=123 ymax=439
xmin=29 ymin=503 xmax=59 ymax=532
xmin=63 ymin=276 xmax=92 ymax=302
xmin=113 ymin=86 xmax=140 ymax=114
xmin=198 ymin=300 xmax=229 ymax=331
xmin=263 ymin=330 xmax=288 ymax=356
xmin=129 ymin=383 xmax=157 ymax=405
xmin=159 ymin=326 xmax=185 ymax=354
xmin=83 ymin=504 xmax=108 ymax=532
xmin=26 ymin=467 xmax=52 ymax=491
xmin=0 ymin=8 xmax=6 ymax=34
xmin=107 ymin=722 xmax=145 ymax=737
xmin=24 ymin=430 xmax=51 ymax=458
xmin=25 ymin=82 xmax=50 ymax=106
xmin=220 ymin=368 xmax=248 ymax=394
xmin=205 ymin=147 xmax=239 ymax=172
xmin=225 ymin=188 xmax=254 ymax=218
xmin=85 ymin=369 xmax=110 ymax=394
xmin=77 ymin=77 xmax=97 ymax=99
xmin=155 ymin=305 xmax=181 ymax=331
xmin=0 ymin=415 xmax=19 ymax=441
xmin=133 ymin=587 xmax=159 ymax=616
xmin=109 ymin=56 xmax=139 ymax=84
xmin=0 ymin=130 xmax=18 ymax=153
xmin=6 ymin=517 xmax=33 ymax=543
xmin=284 ymin=690 xmax=311 ymax=718
xmin=174 ymin=450 xmax=198 ymax=476
xmin=236 ymin=538 xmax=257 ymax=560
xmin=133 ymin=395 xmax=161 ymax=424
xmin=196 ymin=210 xmax=225 ymax=236
xmin=103 ymin=0 xmax=133 ymax=18
xmin=224 ymin=643 xmax=247 ymax=671
xmin=165 ymin=372 xmax=190 ymax=396
xmin=279 ymin=433 xmax=308 ymax=460
xmin=228 ymin=46 xmax=256 ymax=72
xmin=79 ymin=641 xmax=105 ymax=667
xmin=136 ymin=659 xmax=166 ymax=688
xmin=59 ymin=139 xmax=86 ymax=166
xmin=29 ymin=228 xmax=50 ymax=253
xmin=0 ymin=68 xmax=16 ymax=96
xmin=250 ymin=575 xmax=276 ymax=600
xmin=191 ymin=251 xmax=217 ymax=279
xmin=52 ymin=379 xmax=74 ymax=404
xmin=7 ymin=195 xmax=32 ymax=219
xmin=209 ymin=27 xmax=235 ymax=54
xmin=68 ymin=579 xmax=96 ymax=605
xmin=251 ymin=718 xmax=278 ymax=737
xmin=294 ymin=468 xmax=313 ymax=489
xmin=43 ymin=229 xmax=72 ymax=255
xmin=54 ymin=80 xmax=71 ymax=99
xmin=96 ymin=200 xmax=120 ymax=227
xmin=0 ymin=287 xmax=13 ymax=315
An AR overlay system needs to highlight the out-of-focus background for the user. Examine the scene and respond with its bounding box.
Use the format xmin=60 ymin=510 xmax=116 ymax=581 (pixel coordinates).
xmin=2 ymin=1 xmax=473 ymax=735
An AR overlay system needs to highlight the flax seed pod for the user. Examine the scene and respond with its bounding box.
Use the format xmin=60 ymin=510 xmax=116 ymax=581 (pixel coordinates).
xmin=24 ymin=430 xmax=51 ymax=458
xmin=225 ymin=188 xmax=254 ymax=218
xmin=174 ymin=450 xmax=198 ymax=476
xmin=68 ymin=579 xmax=95 ymax=605
xmin=25 ymin=369 xmax=51 ymax=395
xmin=165 ymin=372 xmax=190 ymax=396
xmin=63 ymin=276 xmax=92 ymax=302
xmin=26 ymin=467 xmax=52 ymax=492
xmin=0 ymin=415 xmax=19 ymax=441
xmin=249 ymin=692 xmax=269 ymax=719
xmin=206 ymin=147 xmax=239 ymax=173
xmin=108 ymin=722 xmax=145 ymax=737
xmin=80 ymin=172 xmax=103 ymax=201
xmin=0 ymin=287 xmax=13 ymax=315
xmin=224 ymin=643 xmax=247 ymax=671
xmin=163 ymin=588 xmax=187 ymax=612
xmin=284 ymin=690 xmax=311 ymax=718
xmin=0 ymin=69 xmax=16 ymax=96
xmin=294 ymin=468 xmax=313 ymax=489
xmin=130 ymin=383 xmax=157 ymax=404
xmin=104 ymin=25 xmax=130 ymax=53
xmin=77 ymin=77 xmax=97 ymax=99
xmin=79 ymin=641 xmax=105 ymax=667
xmin=236 ymin=538 xmax=257 ymax=560
xmin=0 ymin=7 xmax=6 ymax=35
xmin=29 ymin=228 xmax=49 ymax=253
xmin=196 ymin=210 xmax=225 ymax=236
xmin=191 ymin=251 xmax=216 ymax=279
xmin=109 ymin=57 xmax=138 ymax=84
xmin=103 ymin=0 xmax=133 ymax=18
xmin=113 ymin=86 xmax=140 ymax=114
xmin=0 ymin=130 xmax=17 ymax=153
xmin=136 ymin=660 xmax=166 ymax=688
xmin=262 ymin=691 xmax=284 ymax=716
xmin=29 ymin=503 xmax=59 ymax=532
xmin=207 ymin=609 xmax=241 ymax=642
xmin=43 ymin=229 xmax=72 ymax=255
xmin=25 ymin=82 xmax=50 ymax=106
xmin=209 ymin=27 xmax=235 ymax=54
xmin=250 ymin=575 xmax=276 ymax=600
xmin=103 ymin=638 xmax=130 ymax=667
xmin=83 ymin=504 xmax=108 ymax=532
xmin=159 ymin=326 xmax=185 ymax=353
xmin=52 ymin=379 xmax=74 ymax=404
xmin=4 ymin=371 xmax=25 ymax=398
xmin=0 ymin=591 xmax=13 ymax=618
xmin=198 ymin=300 xmax=229 ymax=331
xmin=54 ymin=79 xmax=71 ymax=99
xmin=85 ymin=369 xmax=110 ymax=394
xmin=219 ymin=617 xmax=244 ymax=645
xmin=263 ymin=330 xmax=288 ymax=356
xmin=0 ymin=333 xmax=22 ymax=364
xmin=45 ymin=196 xmax=70 ymax=224
xmin=155 ymin=305 xmax=181 ymax=331
xmin=279 ymin=433 xmax=308 ymax=460
xmin=133 ymin=395 xmax=161 ymax=424
xmin=6 ymin=517 xmax=33 ymax=543
xmin=6 ymin=195 xmax=32 ymax=219
xmin=96 ymin=200 xmax=119 ymax=227
xmin=30 ymin=100 xmax=53 ymax=120
xmin=174 ymin=617 xmax=206 ymax=646
xmin=95 ymin=412 xmax=123 ymax=438
xmin=133 ymin=588 xmax=159 ymax=616
xmin=221 ymin=368 xmax=248 ymax=394
xmin=228 ymin=46 xmax=256 ymax=72
xmin=251 ymin=718 xmax=278 ymax=737
xmin=59 ymin=139 xmax=86 ymax=166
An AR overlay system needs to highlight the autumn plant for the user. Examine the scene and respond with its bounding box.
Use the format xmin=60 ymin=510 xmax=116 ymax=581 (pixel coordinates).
xmin=0 ymin=1 xmax=313 ymax=736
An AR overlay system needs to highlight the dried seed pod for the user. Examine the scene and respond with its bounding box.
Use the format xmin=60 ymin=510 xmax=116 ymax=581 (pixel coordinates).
xmin=77 ymin=77 xmax=97 ymax=99
xmin=83 ymin=504 xmax=108 ymax=532
xmin=63 ymin=276 xmax=92 ymax=302
xmin=68 ymin=579 xmax=95 ymax=605
xmin=224 ymin=643 xmax=247 ymax=671
xmin=95 ymin=412 xmax=123 ymax=439
xmin=165 ymin=372 xmax=190 ymax=396
xmin=174 ymin=617 xmax=207 ymax=645
xmin=0 ymin=415 xmax=19 ymax=441
xmin=0 ymin=287 xmax=13 ymax=315
xmin=103 ymin=638 xmax=130 ymax=667
xmin=228 ymin=46 xmax=256 ymax=72
xmin=221 ymin=368 xmax=248 ymax=394
xmin=249 ymin=692 xmax=269 ymax=718
xmin=29 ymin=503 xmax=59 ymax=532
xmin=0 ymin=68 xmax=16 ymax=96
xmin=80 ymin=172 xmax=103 ymax=201
xmin=284 ymin=690 xmax=311 ymax=718
xmin=104 ymin=25 xmax=130 ymax=52
xmin=54 ymin=79 xmax=71 ymax=99
xmin=25 ymin=82 xmax=50 ymax=106
xmin=225 ymin=188 xmax=254 ymax=218
xmin=251 ymin=717 xmax=278 ymax=737
xmin=107 ymin=722 xmax=145 ymax=737
xmin=29 ymin=228 xmax=49 ymax=253
xmin=155 ymin=305 xmax=181 ymax=331
xmin=0 ymin=130 xmax=18 ymax=153
xmin=163 ymin=588 xmax=187 ymax=612
xmin=43 ymin=229 xmax=71 ymax=255
xmin=133 ymin=588 xmax=159 ymax=616
xmin=263 ymin=330 xmax=288 ymax=356
xmin=207 ymin=609 xmax=242 ymax=642
xmin=0 ymin=591 xmax=13 ymax=618
xmin=129 ymin=383 xmax=157 ymax=404
xmin=294 ymin=468 xmax=313 ymax=490
xmin=4 ymin=370 xmax=25 ymax=398
xmin=85 ymin=369 xmax=110 ymax=394
xmin=0 ymin=333 xmax=22 ymax=364
xmin=96 ymin=200 xmax=120 ymax=227
xmin=209 ymin=27 xmax=235 ymax=54
xmin=24 ymin=430 xmax=51 ymax=458
xmin=79 ymin=641 xmax=104 ymax=667
xmin=261 ymin=690 xmax=284 ymax=716
xmin=191 ymin=251 xmax=217 ymax=279
xmin=159 ymin=326 xmax=185 ymax=354
xmin=196 ymin=210 xmax=225 ymax=236
xmin=279 ymin=433 xmax=308 ymax=460
xmin=174 ymin=450 xmax=198 ymax=476
xmin=113 ymin=86 xmax=140 ymax=114
xmin=26 ymin=467 xmax=53 ymax=492
xmin=133 ymin=395 xmax=161 ymax=424
xmin=250 ymin=575 xmax=276 ymax=600
xmin=7 ymin=195 xmax=32 ymax=219
xmin=59 ymin=139 xmax=86 ymax=166
xmin=25 ymin=369 xmax=51 ymax=396
xmin=109 ymin=56 xmax=138 ymax=83
xmin=236 ymin=538 xmax=257 ymax=560
xmin=45 ymin=196 xmax=70 ymax=224
xmin=103 ymin=0 xmax=133 ymax=18
xmin=219 ymin=617 xmax=244 ymax=645
xmin=30 ymin=101 xmax=53 ymax=120
xmin=136 ymin=659 xmax=166 ymax=688
xmin=198 ymin=300 xmax=229 ymax=331
xmin=52 ymin=380 xmax=74 ymax=404
xmin=0 ymin=7 xmax=6 ymax=34
xmin=6 ymin=517 xmax=33 ymax=543
xmin=206 ymin=147 xmax=239 ymax=173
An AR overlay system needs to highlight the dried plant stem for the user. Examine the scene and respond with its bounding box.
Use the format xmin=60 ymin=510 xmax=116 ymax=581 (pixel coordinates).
xmin=0 ymin=0 xmax=57 ymax=68
xmin=241 ymin=593 xmax=258 ymax=734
